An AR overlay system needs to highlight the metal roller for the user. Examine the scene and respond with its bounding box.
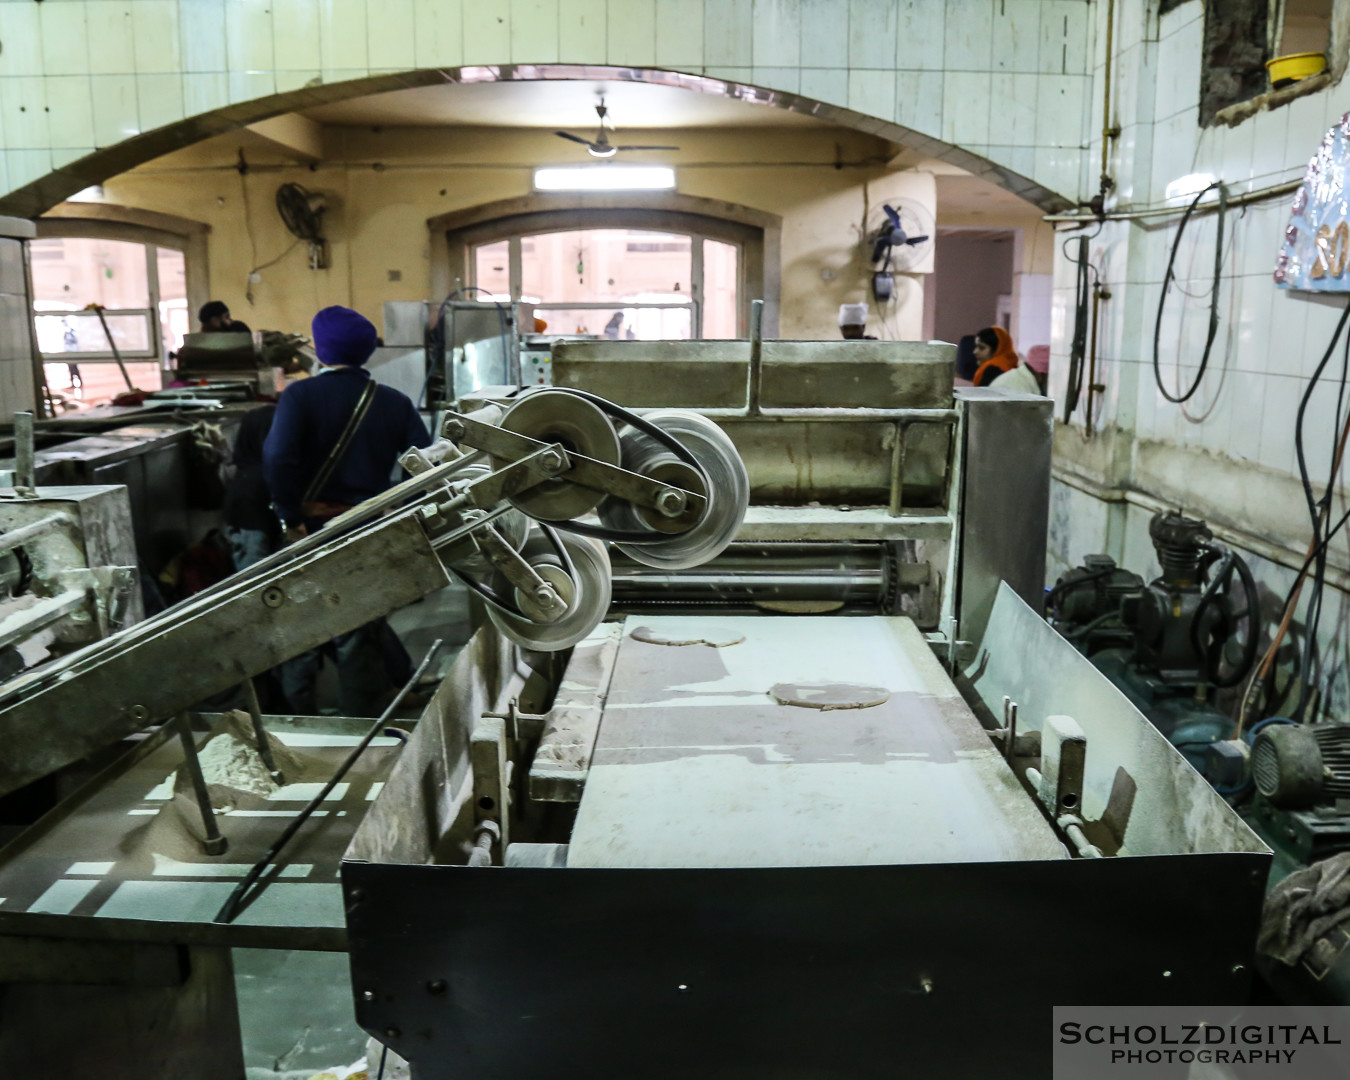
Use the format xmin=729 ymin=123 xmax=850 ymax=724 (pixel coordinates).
xmin=600 ymin=410 xmax=749 ymax=570
xmin=494 ymin=390 xmax=621 ymax=521
xmin=486 ymin=530 xmax=612 ymax=652
xmin=610 ymin=543 xmax=890 ymax=612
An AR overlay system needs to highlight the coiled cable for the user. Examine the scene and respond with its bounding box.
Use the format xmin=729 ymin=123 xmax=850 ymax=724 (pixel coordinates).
xmin=1152 ymin=181 xmax=1229 ymax=404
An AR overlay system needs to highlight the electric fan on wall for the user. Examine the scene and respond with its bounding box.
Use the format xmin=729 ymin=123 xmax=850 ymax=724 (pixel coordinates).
xmin=866 ymin=200 xmax=934 ymax=303
xmin=276 ymin=182 xmax=330 ymax=270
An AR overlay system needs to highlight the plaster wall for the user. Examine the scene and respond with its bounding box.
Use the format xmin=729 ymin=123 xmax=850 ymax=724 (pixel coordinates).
xmin=99 ymin=125 xmax=934 ymax=340
xmin=929 ymin=232 xmax=1013 ymax=346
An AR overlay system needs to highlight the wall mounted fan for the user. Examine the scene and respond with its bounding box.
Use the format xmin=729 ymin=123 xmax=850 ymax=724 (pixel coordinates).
xmin=276 ymin=182 xmax=330 ymax=270
xmin=866 ymin=200 xmax=934 ymax=302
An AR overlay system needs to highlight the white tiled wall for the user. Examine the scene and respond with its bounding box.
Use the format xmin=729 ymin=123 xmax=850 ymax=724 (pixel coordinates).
xmin=1045 ymin=0 xmax=1350 ymax=716
xmin=0 ymin=0 xmax=1095 ymax=209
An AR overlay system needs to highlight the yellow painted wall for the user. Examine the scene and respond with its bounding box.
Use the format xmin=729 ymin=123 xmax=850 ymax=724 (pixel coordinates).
xmin=94 ymin=125 xmax=940 ymax=342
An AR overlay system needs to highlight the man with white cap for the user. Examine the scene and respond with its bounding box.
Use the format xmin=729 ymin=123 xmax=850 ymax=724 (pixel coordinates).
xmin=838 ymin=302 xmax=874 ymax=339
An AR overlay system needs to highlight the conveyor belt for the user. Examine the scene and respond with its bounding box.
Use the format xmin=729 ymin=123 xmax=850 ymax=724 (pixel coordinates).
xmin=567 ymin=614 xmax=1067 ymax=868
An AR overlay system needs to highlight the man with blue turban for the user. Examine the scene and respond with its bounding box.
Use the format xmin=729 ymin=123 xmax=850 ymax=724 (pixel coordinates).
xmin=263 ymin=305 xmax=432 ymax=716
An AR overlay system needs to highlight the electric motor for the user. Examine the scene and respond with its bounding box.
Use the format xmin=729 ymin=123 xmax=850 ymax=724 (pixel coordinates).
xmin=1252 ymin=723 xmax=1350 ymax=809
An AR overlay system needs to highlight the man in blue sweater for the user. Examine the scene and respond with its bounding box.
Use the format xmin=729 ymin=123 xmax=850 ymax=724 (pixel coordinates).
xmin=263 ymin=306 xmax=432 ymax=715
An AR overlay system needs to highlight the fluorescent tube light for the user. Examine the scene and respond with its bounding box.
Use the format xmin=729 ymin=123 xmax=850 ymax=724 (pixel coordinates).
xmin=533 ymin=166 xmax=675 ymax=192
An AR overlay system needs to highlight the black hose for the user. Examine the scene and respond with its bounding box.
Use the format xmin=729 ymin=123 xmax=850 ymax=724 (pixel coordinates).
xmin=212 ymin=639 xmax=441 ymax=925
xmin=1291 ymin=300 xmax=1350 ymax=717
xmin=1303 ymin=321 xmax=1350 ymax=704
xmin=1152 ymin=182 xmax=1228 ymax=404
xmin=1064 ymin=610 xmax=1124 ymax=642
xmin=1064 ymin=235 xmax=1091 ymax=422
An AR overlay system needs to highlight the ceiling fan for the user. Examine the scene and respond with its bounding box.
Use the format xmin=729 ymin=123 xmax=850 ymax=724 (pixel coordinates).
xmin=554 ymin=98 xmax=680 ymax=158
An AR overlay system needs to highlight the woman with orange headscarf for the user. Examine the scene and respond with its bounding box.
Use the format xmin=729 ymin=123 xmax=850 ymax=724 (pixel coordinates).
xmin=971 ymin=326 xmax=1019 ymax=387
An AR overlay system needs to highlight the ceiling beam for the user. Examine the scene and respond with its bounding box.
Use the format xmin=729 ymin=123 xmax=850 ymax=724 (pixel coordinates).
xmin=245 ymin=115 xmax=324 ymax=162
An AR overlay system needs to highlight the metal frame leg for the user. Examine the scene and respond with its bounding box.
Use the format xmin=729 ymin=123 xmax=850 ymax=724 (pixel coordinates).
xmin=175 ymin=713 xmax=229 ymax=856
xmin=240 ymin=678 xmax=284 ymax=784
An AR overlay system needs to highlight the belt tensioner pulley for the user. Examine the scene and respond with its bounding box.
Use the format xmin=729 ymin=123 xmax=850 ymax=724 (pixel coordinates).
xmin=433 ymin=388 xmax=749 ymax=651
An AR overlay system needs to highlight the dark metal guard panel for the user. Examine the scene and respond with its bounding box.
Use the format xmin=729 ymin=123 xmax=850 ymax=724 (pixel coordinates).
xmin=343 ymin=853 xmax=1267 ymax=1079
xmin=957 ymin=386 xmax=1053 ymax=647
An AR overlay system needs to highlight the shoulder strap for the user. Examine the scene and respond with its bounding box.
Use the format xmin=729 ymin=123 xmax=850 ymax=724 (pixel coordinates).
xmin=302 ymin=379 xmax=378 ymax=504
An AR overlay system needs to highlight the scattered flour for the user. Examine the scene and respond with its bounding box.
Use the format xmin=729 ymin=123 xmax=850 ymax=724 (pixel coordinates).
xmin=173 ymin=709 xmax=302 ymax=811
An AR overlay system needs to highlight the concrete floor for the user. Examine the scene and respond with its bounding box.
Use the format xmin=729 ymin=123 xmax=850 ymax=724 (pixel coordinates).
xmin=235 ymin=949 xmax=366 ymax=1079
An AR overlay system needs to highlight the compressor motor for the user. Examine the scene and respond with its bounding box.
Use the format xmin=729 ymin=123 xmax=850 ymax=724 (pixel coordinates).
xmin=1049 ymin=511 xmax=1260 ymax=782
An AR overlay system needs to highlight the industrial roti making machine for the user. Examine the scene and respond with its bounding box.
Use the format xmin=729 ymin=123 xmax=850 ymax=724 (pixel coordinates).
xmin=0 ymin=314 xmax=1269 ymax=1078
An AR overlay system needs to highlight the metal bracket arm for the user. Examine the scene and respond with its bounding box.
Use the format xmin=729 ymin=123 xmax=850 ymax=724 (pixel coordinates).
xmin=472 ymin=524 xmax=565 ymax=621
xmin=457 ymin=442 xmax=572 ymax=509
xmin=443 ymin=413 xmax=707 ymax=519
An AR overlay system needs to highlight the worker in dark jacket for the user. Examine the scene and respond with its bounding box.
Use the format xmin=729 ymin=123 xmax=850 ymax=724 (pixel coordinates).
xmin=264 ymin=306 xmax=430 ymax=536
xmin=262 ymin=306 xmax=432 ymax=716
xmin=223 ymin=403 xmax=279 ymax=569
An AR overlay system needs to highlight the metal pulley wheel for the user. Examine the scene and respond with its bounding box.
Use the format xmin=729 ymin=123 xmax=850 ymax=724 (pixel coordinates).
xmin=600 ymin=410 xmax=749 ymax=570
xmin=486 ymin=530 xmax=612 ymax=651
xmin=494 ymin=390 xmax=620 ymax=521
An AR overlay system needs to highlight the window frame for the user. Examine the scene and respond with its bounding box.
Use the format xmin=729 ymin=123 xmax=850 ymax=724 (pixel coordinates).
xmin=474 ymin=226 xmax=723 ymax=339
xmin=444 ymin=206 xmax=765 ymax=340
xmin=1201 ymin=0 xmax=1346 ymax=126
xmin=31 ymin=238 xmax=172 ymax=363
xmin=31 ymin=210 xmax=209 ymax=367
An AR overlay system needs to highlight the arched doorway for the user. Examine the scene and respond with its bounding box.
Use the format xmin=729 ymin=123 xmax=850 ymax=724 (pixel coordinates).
xmin=2 ymin=66 xmax=1072 ymax=220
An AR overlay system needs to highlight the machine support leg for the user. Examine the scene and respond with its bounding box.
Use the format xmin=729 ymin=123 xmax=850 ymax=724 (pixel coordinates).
xmin=13 ymin=411 xmax=35 ymax=496
xmin=175 ymin=713 xmax=229 ymax=856
xmin=746 ymin=299 xmax=764 ymax=416
xmin=241 ymin=678 xmax=284 ymax=784
xmin=888 ymin=422 xmax=908 ymax=517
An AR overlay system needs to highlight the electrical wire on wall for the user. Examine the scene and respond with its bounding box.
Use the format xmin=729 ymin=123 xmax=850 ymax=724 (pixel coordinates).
xmin=238 ymin=151 xmax=260 ymax=306
xmin=1236 ymin=299 xmax=1350 ymax=733
xmin=1290 ymin=299 xmax=1350 ymax=720
xmin=238 ymin=152 xmax=316 ymax=306
xmin=1061 ymin=231 xmax=1098 ymax=423
xmin=1152 ymin=181 xmax=1229 ymax=403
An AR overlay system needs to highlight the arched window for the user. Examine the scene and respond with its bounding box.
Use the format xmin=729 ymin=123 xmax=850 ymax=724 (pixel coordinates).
xmin=436 ymin=201 xmax=778 ymax=342
xmin=31 ymin=207 xmax=209 ymax=408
